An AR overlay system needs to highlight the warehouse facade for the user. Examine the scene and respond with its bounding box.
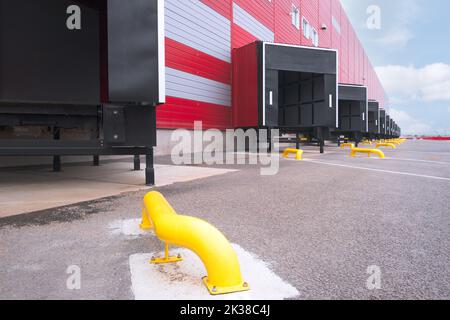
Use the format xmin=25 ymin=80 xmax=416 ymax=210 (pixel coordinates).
xmin=158 ymin=0 xmax=388 ymax=136
xmin=0 ymin=0 xmax=399 ymax=179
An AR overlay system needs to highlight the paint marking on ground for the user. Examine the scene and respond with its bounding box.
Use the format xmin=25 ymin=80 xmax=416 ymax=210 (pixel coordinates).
xmin=109 ymin=219 xmax=152 ymax=237
xmin=374 ymin=157 xmax=450 ymax=166
xmin=129 ymin=245 xmax=300 ymax=300
xmin=303 ymin=159 xmax=450 ymax=181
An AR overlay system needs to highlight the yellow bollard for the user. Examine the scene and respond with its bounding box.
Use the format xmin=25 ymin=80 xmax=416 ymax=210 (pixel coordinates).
xmin=375 ymin=143 xmax=396 ymax=149
xmin=141 ymin=191 xmax=249 ymax=295
xmin=350 ymin=146 xmax=385 ymax=159
xmin=340 ymin=143 xmax=355 ymax=149
xmin=282 ymin=148 xmax=303 ymax=160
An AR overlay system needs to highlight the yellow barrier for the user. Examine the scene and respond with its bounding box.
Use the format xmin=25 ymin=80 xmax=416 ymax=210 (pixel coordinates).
xmin=350 ymin=146 xmax=385 ymax=159
xmin=376 ymin=143 xmax=397 ymax=149
xmin=282 ymin=148 xmax=303 ymax=160
xmin=140 ymin=191 xmax=249 ymax=295
xmin=386 ymin=139 xmax=405 ymax=145
xmin=361 ymin=141 xmax=373 ymax=146
xmin=340 ymin=143 xmax=355 ymax=149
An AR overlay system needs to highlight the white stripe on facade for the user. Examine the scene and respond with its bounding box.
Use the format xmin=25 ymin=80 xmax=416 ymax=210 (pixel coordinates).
xmin=165 ymin=0 xmax=231 ymax=62
xmin=233 ymin=3 xmax=275 ymax=42
xmin=166 ymin=67 xmax=231 ymax=106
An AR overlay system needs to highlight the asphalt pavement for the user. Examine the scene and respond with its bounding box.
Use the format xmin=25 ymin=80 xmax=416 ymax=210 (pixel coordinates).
xmin=0 ymin=140 xmax=449 ymax=300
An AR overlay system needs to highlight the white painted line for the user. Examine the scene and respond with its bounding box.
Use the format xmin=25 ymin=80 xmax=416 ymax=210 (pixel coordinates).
xmin=376 ymin=157 xmax=450 ymax=166
xmin=129 ymin=244 xmax=299 ymax=300
xmin=303 ymin=159 xmax=450 ymax=181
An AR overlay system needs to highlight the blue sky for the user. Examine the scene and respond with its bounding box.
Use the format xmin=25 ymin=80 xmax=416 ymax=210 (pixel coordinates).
xmin=341 ymin=0 xmax=450 ymax=135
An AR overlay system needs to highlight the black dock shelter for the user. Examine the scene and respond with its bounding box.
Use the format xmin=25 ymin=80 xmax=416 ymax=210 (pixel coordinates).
xmin=267 ymin=44 xmax=338 ymax=153
xmin=333 ymin=84 xmax=368 ymax=146
xmin=0 ymin=0 xmax=165 ymax=185
xmin=379 ymin=109 xmax=387 ymax=139
xmin=389 ymin=118 xmax=394 ymax=138
xmin=233 ymin=42 xmax=338 ymax=153
xmin=385 ymin=115 xmax=391 ymax=138
xmin=367 ymin=101 xmax=380 ymax=140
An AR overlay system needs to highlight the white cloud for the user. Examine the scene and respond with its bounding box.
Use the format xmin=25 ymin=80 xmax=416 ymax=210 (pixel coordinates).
xmin=389 ymin=109 xmax=431 ymax=135
xmin=375 ymin=63 xmax=450 ymax=102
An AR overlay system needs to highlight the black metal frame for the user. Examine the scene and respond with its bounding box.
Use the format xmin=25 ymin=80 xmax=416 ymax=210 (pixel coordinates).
xmin=0 ymin=0 xmax=163 ymax=185
xmin=333 ymin=84 xmax=368 ymax=147
xmin=0 ymin=103 xmax=156 ymax=185
xmin=366 ymin=101 xmax=380 ymax=140
xmin=255 ymin=42 xmax=338 ymax=153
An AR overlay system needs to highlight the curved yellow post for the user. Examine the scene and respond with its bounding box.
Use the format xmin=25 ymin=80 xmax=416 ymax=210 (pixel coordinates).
xmin=376 ymin=143 xmax=396 ymax=149
xmin=283 ymin=148 xmax=303 ymax=160
xmin=141 ymin=191 xmax=249 ymax=295
xmin=350 ymin=146 xmax=385 ymax=159
xmin=341 ymin=143 xmax=355 ymax=149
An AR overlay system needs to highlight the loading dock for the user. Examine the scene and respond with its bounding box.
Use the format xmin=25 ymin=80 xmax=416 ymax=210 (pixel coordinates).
xmin=389 ymin=118 xmax=394 ymax=138
xmin=233 ymin=42 xmax=338 ymax=153
xmin=333 ymin=85 xmax=368 ymax=146
xmin=367 ymin=101 xmax=380 ymax=140
xmin=386 ymin=115 xmax=391 ymax=138
xmin=379 ymin=109 xmax=387 ymax=139
xmin=0 ymin=0 xmax=165 ymax=185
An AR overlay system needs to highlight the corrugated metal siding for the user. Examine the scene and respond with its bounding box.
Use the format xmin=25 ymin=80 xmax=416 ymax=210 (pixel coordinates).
xmin=301 ymin=0 xmax=319 ymax=46
xmin=165 ymin=0 xmax=231 ymax=62
xmin=232 ymin=23 xmax=259 ymax=49
xmin=157 ymin=0 xmax=388 ymax=129
xmin=233 ymin=2 xmax=274 ymax=42
xmin=319 ymin=0 xmax=332 ymax=48
xmin=339 ymin=7 xmax=349 ymax=84
xmin=331 ymin=0 xmax=341 ymax=53
xmin=166 ymin=38 xmax=231 ymax=85
xmin=274 ymin=0 xmax=301 ymax=45
xmin=348 ymin=27 xmax=355 ymax=84
xmin=200 ymin=0 xmax=231 ymax=19
xmin=166 ymin=67 xmax=231 ymax=107
xmin=157 ymin=96 xmax=232 ymax=129
xmin=233 ymin=0 xmax=274 ymax=31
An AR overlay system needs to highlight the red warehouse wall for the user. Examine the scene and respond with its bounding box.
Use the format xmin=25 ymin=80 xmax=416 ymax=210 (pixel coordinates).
xmin=158 ymin=0 xmax=388 ymax=130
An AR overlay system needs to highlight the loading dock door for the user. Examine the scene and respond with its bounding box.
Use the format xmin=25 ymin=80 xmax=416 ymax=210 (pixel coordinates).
xmin=232 ymin=42 xmax=337 ymax=130
xmin=0 ymin=0 xmax=102 ymax=104
xmin=368 ymin=101 xmax=380 ymax=134
xmin=386 ymin=115 xmax=391 ymax=136
xmin=379 ymin=110 xmax=386 ymax=136
xmin=337 ymin=85 xmax=368 ymax=133
xmin=264 ymin=43 xmax=338 ymax=129
xmin=0 ymin=0 xmax=164 ymax=106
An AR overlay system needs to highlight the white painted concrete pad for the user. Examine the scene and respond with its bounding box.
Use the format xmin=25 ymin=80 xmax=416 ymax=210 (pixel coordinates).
xmin=108 ymin=219 xmax=150 ymax=238
xmin=129 ymin=245 xmax=300 ymax=300
xmin=0 ymin=162 xmax=236 ymax=218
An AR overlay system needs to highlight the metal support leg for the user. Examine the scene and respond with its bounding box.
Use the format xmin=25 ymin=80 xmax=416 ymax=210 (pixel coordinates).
xmin=320 ymin=140 xmax=325 ymax=154
xmin=53 ymin=156 xmax=61 ymax=172
xmin=145 ymin=149 xmax=155 ymax=186
xmin=53 ymin=128 xmax=61 ymax=172
xmin=134 ymin=155 xmax=141 ymax=171
xmin=267 ymin=129 xmax=272 ymax=154
xmin=93 ymin=155 xmax=100 ymax=166
xmin=150 ymin=242 xmax=183 ymax=265
xmin=296 ymin=132 xmax=300 ymax=149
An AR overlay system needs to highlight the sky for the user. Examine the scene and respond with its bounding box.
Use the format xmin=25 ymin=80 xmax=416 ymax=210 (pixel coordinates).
xmin=341 ymin=0 xmax=450 ymax=135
